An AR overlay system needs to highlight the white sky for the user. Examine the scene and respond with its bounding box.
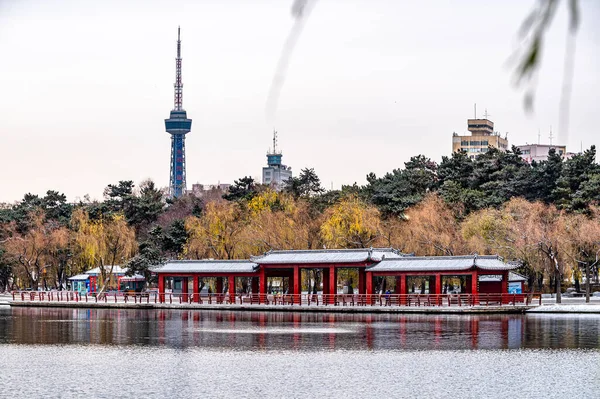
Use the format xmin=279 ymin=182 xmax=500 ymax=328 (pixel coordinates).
xmin=0 ymin=0 xmax=598 ymax=203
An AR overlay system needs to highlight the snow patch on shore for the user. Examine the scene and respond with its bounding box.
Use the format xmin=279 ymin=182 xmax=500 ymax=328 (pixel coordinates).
xmin=528 ymin=304 xmax=600 ymax=313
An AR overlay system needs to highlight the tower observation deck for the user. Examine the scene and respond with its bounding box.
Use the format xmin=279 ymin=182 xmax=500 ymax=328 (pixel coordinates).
xmin=165 ymin=27 xmax=192 ymax=198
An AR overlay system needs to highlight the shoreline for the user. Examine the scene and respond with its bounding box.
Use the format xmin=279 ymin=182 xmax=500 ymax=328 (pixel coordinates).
xmin=3 ymin=294 xmax=600 ymax=314
xmin=6 ymin=301 xmax=536 ymax=314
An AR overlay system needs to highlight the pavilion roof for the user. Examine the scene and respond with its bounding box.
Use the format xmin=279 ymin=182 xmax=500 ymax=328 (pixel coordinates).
xmin=153 ymin=260 xmax=259 ymax=274
xmin=85 ymin=265 xmax=127 ymax=275
xmin=366 ymin=255 xmax=518 ymax=272
xmin=251 ymin=248 xmax=403 ymax=264
xmin=68 ymin=274 xmax=90 ymax=281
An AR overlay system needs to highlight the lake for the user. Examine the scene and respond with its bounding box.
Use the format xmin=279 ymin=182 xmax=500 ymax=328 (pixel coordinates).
xmin=0 ymin=307 xmax=598 ymax=398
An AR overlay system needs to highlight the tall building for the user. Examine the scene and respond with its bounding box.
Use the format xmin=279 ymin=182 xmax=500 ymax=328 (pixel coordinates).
xmin=262 ymin=131 xmax=292 ymax=189
xmin=164 ymin=27 xmax=192 ymax=198
xmin=452 ymin=117 xmax=508 ymax=158
xmin=515 ymin=143 xmax=571 ymax=163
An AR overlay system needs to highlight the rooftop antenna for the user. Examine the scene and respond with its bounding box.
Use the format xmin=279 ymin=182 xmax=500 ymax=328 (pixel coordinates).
xmin=273 ymin=129 xmax=278 ymax=154
xmin=538 ymin=129 xmax=541 ymax=145
xmin=483 ymin=109 xmax=491 ymax=120
xmin=549 ymin=126 xmax=554 ymax=146
xmin=474 ymin=103 xmax=477 ymax=119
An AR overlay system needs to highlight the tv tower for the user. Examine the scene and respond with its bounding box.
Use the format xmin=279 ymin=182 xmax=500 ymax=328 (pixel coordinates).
xmin=164 ymin=27 xmax=192 ymax=198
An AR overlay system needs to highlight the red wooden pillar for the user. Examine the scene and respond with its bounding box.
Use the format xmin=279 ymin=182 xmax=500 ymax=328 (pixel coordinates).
xmin=228 ymin=275 xmax=235 ymax=303
xmin=399 ymin=274 xmax=407 ymax=305
xmin=251 ymin=277 xmax=259 ymax=294
xmin=501 ymin=270 xmax=509 ymax=304
xmin=471 ymin=271 xmax=479 ymax=305
xmin=328 ymin=266 xmax=337 ymax=304
xmin=181 ymin=277 xmax=188 ymax=302
xmin=358 ymin=269 xmax=366 ymax=295
xmin=366 ymin=272 xmax=373 ymax=295
xmin=323 ymin=268 xmax=330 ymax=295
xmin=293 ymin=266 xmax=300 ymax=304
xmin=216 ymin=277 xmax=223 ymax=294
xmin=193 ymin=275 xmax=199 ymax=303
xmin=435 ymin=274 xmax=442 ymax=305
xmin=158 ymin=274 xmax=165 ymax=303
xmin=259 ymin=268 xmax=266 ymax=294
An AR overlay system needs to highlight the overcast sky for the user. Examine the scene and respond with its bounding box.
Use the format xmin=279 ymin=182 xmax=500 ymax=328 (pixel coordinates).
xmin=0 ymin=0 xmax=598 ymax=203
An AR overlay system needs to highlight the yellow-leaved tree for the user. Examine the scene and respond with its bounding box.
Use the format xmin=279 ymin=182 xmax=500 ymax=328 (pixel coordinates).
xmin=71 ymin=208 xmax=137 ymax=294
xmin=241 ymin=190 xmax=316 ymax=253
xmin=320 ymin=195 xmax=382 ymax=249
xmin=185 ymin=200 xmax=245 ymax=259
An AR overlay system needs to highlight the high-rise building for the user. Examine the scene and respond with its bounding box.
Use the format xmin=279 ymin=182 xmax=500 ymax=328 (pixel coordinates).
xmin=262 ymin=131 xmax=292 ymax=189
xmin=452 ymin=117 xmax=508 ymax=158
xmin=164 ymin=27 xmax=192 ymax=198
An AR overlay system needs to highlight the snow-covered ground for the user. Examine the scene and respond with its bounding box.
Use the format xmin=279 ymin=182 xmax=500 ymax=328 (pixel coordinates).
xmin=0 ymin=293 xmax=12 ymax=306
xmin=528 ymin=304 xmax=600 ymax=313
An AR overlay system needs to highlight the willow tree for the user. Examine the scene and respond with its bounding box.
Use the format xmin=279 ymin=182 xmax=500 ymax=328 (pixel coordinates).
xmin=397 ymin=194 xmax=466 ymax=256
xmin=185 ymin=200 xmax=245 ymax=260
xmin=71 ymin=208 xmax=137 ymax=294
xmin=320 ymin=195 xmax=382 ymax=249
xmin=242 ymin=190 xmax=316 ymax=253
xmin=3 ymin=211 xmax=68 ymax=290
xmin=563 ymin=209 xmax=600 ymax=302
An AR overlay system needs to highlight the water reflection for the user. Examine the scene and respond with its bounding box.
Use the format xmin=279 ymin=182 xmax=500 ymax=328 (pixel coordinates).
xmin=0 ymin=307 xmax=598 ymax=350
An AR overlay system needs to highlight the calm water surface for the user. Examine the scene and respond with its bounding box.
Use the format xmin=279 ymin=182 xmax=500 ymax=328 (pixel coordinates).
xmin=0 ymin=307 xmax=598 ymax=398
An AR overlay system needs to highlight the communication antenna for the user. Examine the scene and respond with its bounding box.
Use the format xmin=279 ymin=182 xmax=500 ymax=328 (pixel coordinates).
xmin=549 ymin=126 xmax=554 ymax=146
xmin=538 ymin=129 xmax=541 ymax=145
xmin=483 ymin=109 xmax=491 ymax=120
xmin=474 ymin=103 xmax=477 ymax=119
xmin=273 ymin=129 xmax=278 ymax=154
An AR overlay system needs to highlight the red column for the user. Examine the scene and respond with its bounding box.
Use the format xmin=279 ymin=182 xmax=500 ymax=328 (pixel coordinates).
xmin=293 ymin=266 xmax=300 ymax=304
xmin=398 ymin=274 xmax=406 ymax=305
xmin=216 ymin=277 xmax=223 ymax=294
xmin=259 ymin=268 xmax=266 ymax=294
xmin=328 ymin=266 xmax=337 ymax=304
xmin=358 ymin=269 xmax=366 ymax=294
xmin=323 ymin=269 xmax=330 ymax=295
xmin=366 ymin=272 xmax=373 ymax=295
xmin=193 ymin=275 xmax=199 ymax=303
xmin=435 ymin=274 xmax=442 ymax=305
xmin=501 ymin=270 xmax=509 ymax=304
xmin=181 ymin=278 xmax=188 ymax=302
xmin=471 ymin=271 xmax=479 ymax=305
xmin=158 ymin=275 xmax=165 ymax=303
xmin=228 ymin=275 xmax=235 ymax=303
xmin=251 ymin=277 xmax=259 ymax=294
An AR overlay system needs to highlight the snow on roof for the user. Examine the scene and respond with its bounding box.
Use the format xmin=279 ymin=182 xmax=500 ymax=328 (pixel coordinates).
xmin=85 ymin=265 xmax=128 ymax=275
xmin=68 ymin=274 xmax=90 ymax=281
xmin=366 ymin=255 xmax=518 ymax=272
xmin=509 ymin=271 xmax=527 ymax=282
xmin=251 ymin=248 xmax=403 ymax=264
xmin=120 ymin=274 xmax=146 ymax=281
xmin=153 ymin=260 xmax=259 ymax=274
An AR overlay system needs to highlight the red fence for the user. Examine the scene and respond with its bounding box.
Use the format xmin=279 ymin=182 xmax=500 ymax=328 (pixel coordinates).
xmin=11 ymin=291 xmax=542 ymax=307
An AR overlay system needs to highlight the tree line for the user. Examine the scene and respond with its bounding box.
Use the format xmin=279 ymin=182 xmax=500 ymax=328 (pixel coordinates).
xmin=1 ymin=146 xmax=599 ymax=301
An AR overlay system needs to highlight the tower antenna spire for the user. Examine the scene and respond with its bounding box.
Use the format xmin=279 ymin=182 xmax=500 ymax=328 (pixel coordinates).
xmin=174 ymin=26 xmax=183 ymax=111
xmin=273 ymin=129 xmax=278 ymax=154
